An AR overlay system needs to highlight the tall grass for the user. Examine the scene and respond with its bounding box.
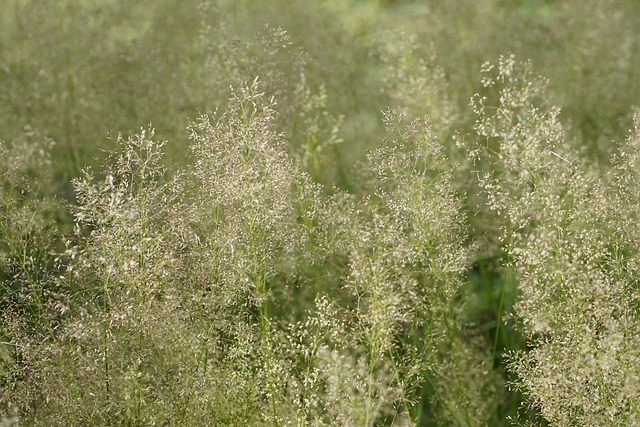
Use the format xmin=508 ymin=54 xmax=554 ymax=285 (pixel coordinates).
xmin=2 ymin=1 xmax=640 ymax=425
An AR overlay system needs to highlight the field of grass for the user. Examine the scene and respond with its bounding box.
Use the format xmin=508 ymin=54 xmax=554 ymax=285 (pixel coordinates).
xmin=2 ymin=1 xmax=640 ymax=425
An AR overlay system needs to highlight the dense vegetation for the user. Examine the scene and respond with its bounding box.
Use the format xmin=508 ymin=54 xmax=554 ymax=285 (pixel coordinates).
xmin=2 ymin=0 xmax=640 ymax=425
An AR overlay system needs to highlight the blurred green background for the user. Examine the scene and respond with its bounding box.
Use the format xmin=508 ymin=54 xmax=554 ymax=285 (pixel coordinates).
xmin=2 ymin=0 xmax=639 ymax=191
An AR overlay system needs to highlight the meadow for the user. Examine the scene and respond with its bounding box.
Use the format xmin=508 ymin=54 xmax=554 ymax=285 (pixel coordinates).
xmin=2 ymin=0 xmax=640 ymax=425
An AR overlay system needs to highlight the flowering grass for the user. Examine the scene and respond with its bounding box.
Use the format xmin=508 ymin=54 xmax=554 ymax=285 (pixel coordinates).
xmin=2 ymin=1 xmax=640 ymax=426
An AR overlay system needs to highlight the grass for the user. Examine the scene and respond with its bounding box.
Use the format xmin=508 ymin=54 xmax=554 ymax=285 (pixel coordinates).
xmin=2 ymin=0 xmax=640 ymax=425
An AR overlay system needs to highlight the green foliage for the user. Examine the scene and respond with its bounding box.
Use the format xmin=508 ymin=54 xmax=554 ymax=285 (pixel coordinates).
xmin=2 ymin=1 xmax=640 ymax=426
xmin=472 ymin=56 xmax=640 ymax=426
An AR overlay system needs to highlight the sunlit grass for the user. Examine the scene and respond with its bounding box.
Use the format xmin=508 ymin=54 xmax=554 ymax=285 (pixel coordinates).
xmin=2 ymin=1 xmax=640 ymax=425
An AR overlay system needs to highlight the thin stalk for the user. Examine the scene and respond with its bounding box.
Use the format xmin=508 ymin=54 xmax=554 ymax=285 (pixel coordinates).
xmin=492 ymin=273 xmax=506 ymax=370
xmin=259 ymin=283 xmax=279 ymax=427
xmin=103 ymin=277 xmax=110 ymax=407
xmin=365 ymin=259 xmax=381 ymax=427
xmin=250 ymin=224 xmax=279 ymax=427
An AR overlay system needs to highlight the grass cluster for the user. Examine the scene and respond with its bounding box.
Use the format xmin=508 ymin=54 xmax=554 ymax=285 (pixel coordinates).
xmin=2 ymin=0 xmax=640 ymax=425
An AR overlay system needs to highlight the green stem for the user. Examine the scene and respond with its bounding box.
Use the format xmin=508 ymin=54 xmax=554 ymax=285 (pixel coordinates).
xmin=103 ymin=278 xmax=110 ymax=406
xmin=492 ymin=273 xmax=506 ymax=370
xmin=259 ymin=288 xmax=279 ymax=427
